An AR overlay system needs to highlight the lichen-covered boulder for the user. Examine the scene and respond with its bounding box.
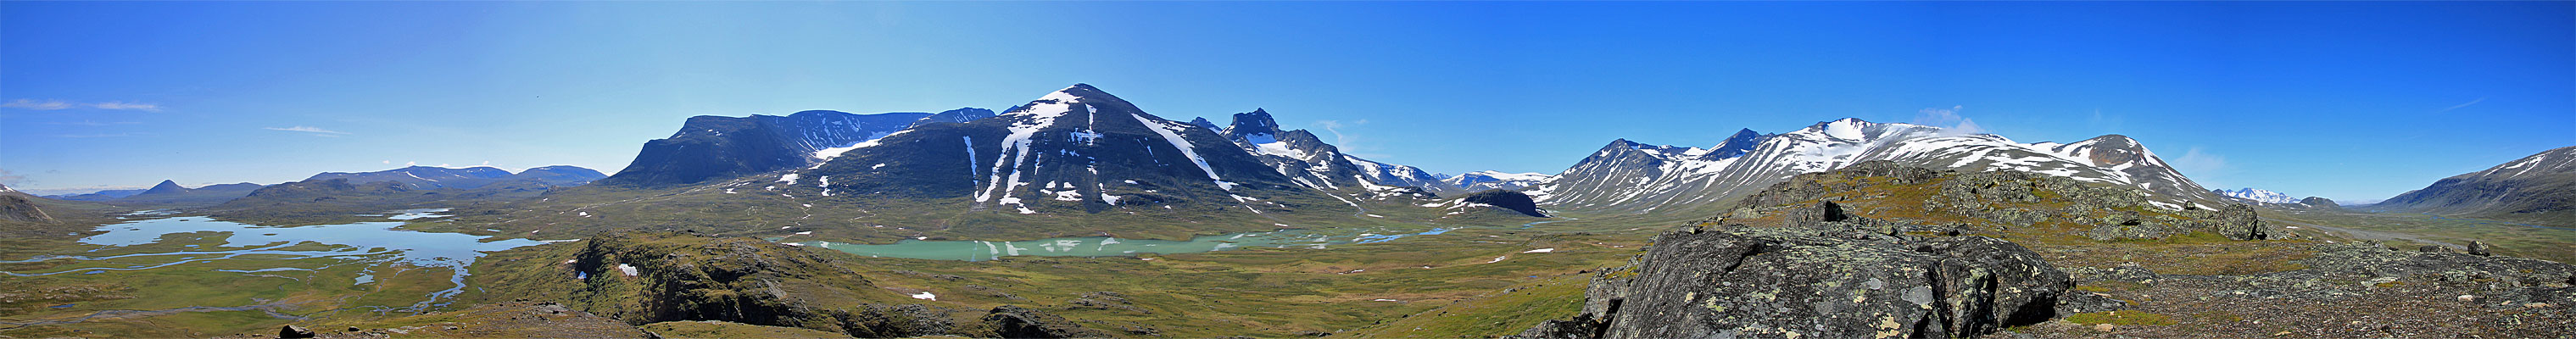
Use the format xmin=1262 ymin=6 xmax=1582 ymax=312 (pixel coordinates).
xmin=1514 ymin=226 xmax=2071 ymax=339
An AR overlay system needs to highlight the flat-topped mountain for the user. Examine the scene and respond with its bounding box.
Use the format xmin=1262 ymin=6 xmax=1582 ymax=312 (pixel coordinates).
xmin=599 ymin=108 xmax=994 ymax=187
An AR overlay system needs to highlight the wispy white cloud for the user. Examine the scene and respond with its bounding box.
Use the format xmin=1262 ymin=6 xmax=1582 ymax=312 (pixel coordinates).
xmin=265 ymin=125 xmax=350 ymax=136
xmin=2168 ymin=147 xmax=2231 ymax=186
xmin=2 ymin=99 xmax=74 ymax=110
xmin=1 ymin=99 xmax=163 ymax=112
xmin=1910 ymin=105 xmax=1984 ymax=136
xmin=45 ymin=120 xmax=140 ymax=126
xmin=59 ymin=132 xmax=145 ymax=138
xmin=0 ymin=168 xmax=25 ymax=187
xmin=1313 ymin=119 xmax=1391 ymax=158
xmin=2439 ymin=97 xmax=2486 ymax=113
xmin=90 ymin=102 xmax=162 ymax=112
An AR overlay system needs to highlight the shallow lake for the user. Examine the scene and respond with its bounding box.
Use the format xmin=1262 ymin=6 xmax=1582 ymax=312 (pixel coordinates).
xmin=0 ymin=208 xmax=565 ymax=309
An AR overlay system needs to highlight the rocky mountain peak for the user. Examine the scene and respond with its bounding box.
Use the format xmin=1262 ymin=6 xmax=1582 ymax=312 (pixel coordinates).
xmin=1697 ymin=128 xmax=1768 ymax=160
xmin=1188 ymin=117 xmax=1222 ymax=131
xmin=1224 ymin=108 xmax=1280 ymax=138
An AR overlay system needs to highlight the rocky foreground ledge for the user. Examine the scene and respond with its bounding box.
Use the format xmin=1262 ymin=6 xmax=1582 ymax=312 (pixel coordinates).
xmin=1514 ymin=225 xmax=2073 ymax=338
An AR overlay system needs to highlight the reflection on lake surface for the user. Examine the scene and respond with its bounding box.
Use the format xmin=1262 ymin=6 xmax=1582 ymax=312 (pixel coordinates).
xmin=789 ymin=227 xmax=1455 ymax=261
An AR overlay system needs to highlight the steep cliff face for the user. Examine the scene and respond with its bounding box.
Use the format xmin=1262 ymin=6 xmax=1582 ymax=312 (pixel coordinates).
xmin=599 ymin=109 xmax=955 ymax=187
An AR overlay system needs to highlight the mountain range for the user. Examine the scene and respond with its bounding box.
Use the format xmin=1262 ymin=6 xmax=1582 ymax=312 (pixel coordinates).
xmin=471 ymin=84 xmax=2290 ymax=247
xmin=2216 ymin=187 xmax=2300 ymax=204
xmin=104 ymin=180 xmax=266 ymax=206
xmin=1530 ymin=119 xmax=2221 ymax=215
xmin=1436 ymin=170 xmax=1551 ymax=196
xmin=307 ymin=165 xmax=606 ymax=189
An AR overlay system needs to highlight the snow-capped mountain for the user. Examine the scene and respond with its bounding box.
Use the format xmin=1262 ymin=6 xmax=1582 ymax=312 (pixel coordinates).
xmin=1219 ymin=108 xmax=1373 ymax=191
xmin=1436 ymin=170 xmax=1552 ymax=195
xmin=796 ymin=84 xmax=1328 ymax=214
xmin=2214 ymin=188 xmax=2299 ymax=204
xmin=1347 ymin=156 xmax=1445 ymax=192
xmin=1532 ymin=118 xmax=2222 ymax=214
xmin=599 ymin=108 xmax=992 ymax=187
xmin=1197 ymin=108 xmax=1459 ymax=199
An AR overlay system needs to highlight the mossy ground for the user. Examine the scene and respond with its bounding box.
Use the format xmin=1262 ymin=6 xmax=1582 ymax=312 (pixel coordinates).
xmin=641 ymin=320 xmax=851 ymax=338
xmin=2063 ymin=310 xmax=2175 ymax=325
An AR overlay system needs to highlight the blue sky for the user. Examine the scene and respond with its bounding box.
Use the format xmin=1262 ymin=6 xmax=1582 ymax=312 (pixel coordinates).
xmin=3 ymin=2 xmax=2569 ymax=203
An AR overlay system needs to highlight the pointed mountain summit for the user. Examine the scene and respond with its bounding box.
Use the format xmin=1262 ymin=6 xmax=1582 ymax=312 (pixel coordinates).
xmin=139 ymin=180 xmax=187 ymax=195
xmin=1698 ymin=129 xmax=1768 ymax=160
xmin=1188 ymin=117 xmax=1223 ymax=131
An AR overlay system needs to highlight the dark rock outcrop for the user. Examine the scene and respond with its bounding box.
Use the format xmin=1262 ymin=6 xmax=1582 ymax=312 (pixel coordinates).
xmin=571 ymin=232 xmax=878 ymax=329
xmin=1514 ymin=225 xmax=2072 ymax=339
xmin=1460 ymin=189 xmax=1548 ymax=217
xmin=984 ymin=306 xmax=1108 ymax=338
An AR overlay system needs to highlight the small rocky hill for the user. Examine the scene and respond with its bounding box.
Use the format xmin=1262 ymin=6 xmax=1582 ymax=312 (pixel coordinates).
xmin=1516 ymin=161 xmax=2576 ymax=338
xmin=1456 ymin=189 xmax=1548 ymax=218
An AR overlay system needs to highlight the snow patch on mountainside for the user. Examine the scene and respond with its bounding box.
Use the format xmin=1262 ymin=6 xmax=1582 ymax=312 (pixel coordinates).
xmin=1132 ymin=113 xmax=1228 ymax=189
